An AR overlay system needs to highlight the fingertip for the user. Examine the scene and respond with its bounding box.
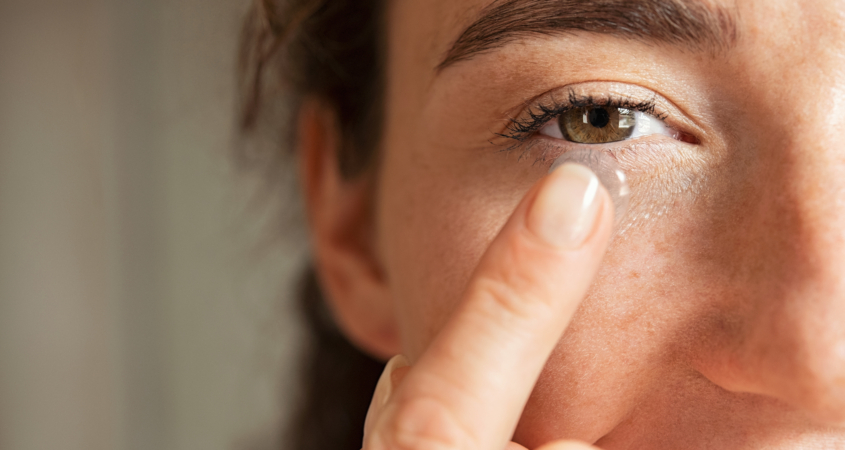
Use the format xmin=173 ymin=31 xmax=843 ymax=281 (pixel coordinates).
xmin=363 ymin=355 xmax=410 ymax=439
xmin=390 ymin=365 xmax=410 ymax=388
xmin=528 ymin=163 xmax=604 ymax=249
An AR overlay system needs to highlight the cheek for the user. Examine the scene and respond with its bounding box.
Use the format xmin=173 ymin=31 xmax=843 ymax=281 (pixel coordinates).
xmin=375 ymin=142 xmax=539 ymax=359
xmin=512 ymin=155 xmax=761 ymax=445
xmin=512 ymin=217 xmax=710 ymax=441
xmin=373 ymin=130 xmax=743 ymax=367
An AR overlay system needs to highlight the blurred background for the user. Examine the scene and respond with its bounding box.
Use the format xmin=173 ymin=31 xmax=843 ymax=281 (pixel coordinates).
xmin=0 ymin=0 xmax=306 ymax=449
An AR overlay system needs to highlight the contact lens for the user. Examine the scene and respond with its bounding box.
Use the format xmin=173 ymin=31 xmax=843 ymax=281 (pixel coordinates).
xmin=549 ymin=149 xmax=630 ymax=226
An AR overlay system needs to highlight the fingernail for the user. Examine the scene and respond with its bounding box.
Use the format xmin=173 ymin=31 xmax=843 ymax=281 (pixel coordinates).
xmin=528 ymin=163 xmax=602 ymax=249
xmin=377 ymin=354 xmax=410 ymax=408
xmin=364 ymin=355 xmax=410 ymax=437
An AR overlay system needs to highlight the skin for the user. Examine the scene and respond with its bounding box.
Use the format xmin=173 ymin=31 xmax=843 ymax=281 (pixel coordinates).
xmin=300 ymin=0 xmax=845 ymax=448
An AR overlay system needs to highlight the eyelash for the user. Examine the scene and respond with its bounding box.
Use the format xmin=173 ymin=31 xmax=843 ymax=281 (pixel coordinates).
xmin=497 ymin=88 xmax=667 ymax=152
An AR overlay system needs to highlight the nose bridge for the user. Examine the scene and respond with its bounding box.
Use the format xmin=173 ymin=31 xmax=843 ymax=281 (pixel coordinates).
xmin=774 ymin=52 xmax=845 ymax=294
xmin=762 ymin=93 xmax=845 ymax=375
xmin=699 ymin=33 xmax=845 ymax=422
xmin=661 ymin=0 xmax=845 ymax=428
xmin=735 ymin=0 xmax=845 ymax=289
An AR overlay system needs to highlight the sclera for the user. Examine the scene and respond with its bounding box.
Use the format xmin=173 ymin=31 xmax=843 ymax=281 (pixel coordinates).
xmin=549 ymin=148 xmax=631 ymax=228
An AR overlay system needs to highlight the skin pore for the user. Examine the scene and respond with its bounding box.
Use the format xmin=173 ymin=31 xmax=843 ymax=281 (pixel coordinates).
xmin=303 ymin=0 xmax=845 ymax=448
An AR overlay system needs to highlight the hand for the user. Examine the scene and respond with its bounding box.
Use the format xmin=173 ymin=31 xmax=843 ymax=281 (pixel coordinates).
xmin=361 ymin=163 xmax=615 ymax=450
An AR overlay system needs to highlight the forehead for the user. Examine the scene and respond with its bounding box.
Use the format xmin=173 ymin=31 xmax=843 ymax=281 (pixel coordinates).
xmin=385 ymin=0 xmax=486 ymax=76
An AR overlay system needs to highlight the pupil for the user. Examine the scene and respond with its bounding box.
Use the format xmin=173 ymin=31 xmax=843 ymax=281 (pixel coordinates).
xmin=588 ymin=107 xmax=610 ymax=128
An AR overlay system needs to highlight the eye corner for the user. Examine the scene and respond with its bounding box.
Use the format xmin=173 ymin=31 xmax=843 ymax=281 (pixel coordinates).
xmin=676 ymin=131 xmax=701 ymax=145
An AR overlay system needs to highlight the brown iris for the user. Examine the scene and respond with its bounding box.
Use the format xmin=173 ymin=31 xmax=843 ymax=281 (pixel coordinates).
xmin=560 ymin=106 xmax=636 ymax=144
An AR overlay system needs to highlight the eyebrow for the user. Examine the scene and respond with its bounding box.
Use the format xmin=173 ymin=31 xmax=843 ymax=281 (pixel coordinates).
xmin=438 ymin=0 xmax=738 ymax=69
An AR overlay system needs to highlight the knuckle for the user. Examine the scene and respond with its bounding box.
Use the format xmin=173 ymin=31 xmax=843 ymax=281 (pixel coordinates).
xmin=472 ymin=275 xmax=542 ymax=325
xmin=472 ymin=262 xmax=557 ymax=326
xmin=372 ymin=396 xmax=473 ymax=450
xmin=473 ymin=229 xmax=561 ymax=317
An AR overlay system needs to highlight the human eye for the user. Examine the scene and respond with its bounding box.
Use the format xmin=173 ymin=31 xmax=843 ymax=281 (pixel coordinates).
xmin=496 ymin=83 xmax=699 ymax=161
xmin=539 ymin=105 xmax=678 ymax=144
xmin=493 ymin=82 xmax=709 ymax=233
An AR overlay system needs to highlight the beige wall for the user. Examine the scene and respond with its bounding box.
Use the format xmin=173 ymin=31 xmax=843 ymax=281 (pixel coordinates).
xmin=0 ymin=1 xmax=304 ymax=449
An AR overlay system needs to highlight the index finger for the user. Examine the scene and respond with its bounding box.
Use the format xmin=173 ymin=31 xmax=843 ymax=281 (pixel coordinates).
xmin=368 ymin=163 xmax=615 ymax=450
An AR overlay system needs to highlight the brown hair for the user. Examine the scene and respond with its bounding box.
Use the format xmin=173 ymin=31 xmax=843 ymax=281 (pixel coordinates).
xmin=237 ymin=0 xmax=387 ymax=449
xmin=238 ymin=0 xmax=386 ymax=177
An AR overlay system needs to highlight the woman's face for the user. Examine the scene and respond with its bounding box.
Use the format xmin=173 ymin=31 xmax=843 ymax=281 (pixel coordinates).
xmin=340 ymin=0 xmax=845 ymax=447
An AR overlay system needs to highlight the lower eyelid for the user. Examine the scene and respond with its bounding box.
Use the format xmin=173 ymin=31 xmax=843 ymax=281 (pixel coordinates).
xmin=528 ymin=132 xmax=685 ymax=165
xmin=525 ymin=139 xmax=710 ymax=208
